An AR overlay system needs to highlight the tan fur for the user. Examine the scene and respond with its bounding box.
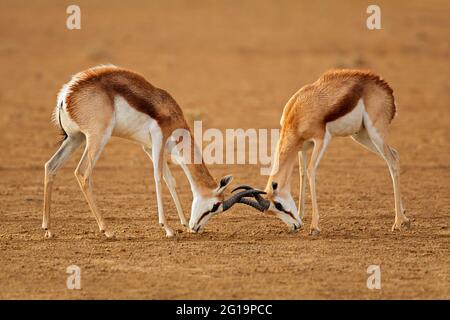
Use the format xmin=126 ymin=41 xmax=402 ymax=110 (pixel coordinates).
xmin=266 ymin=69 xmax=409 ymax=234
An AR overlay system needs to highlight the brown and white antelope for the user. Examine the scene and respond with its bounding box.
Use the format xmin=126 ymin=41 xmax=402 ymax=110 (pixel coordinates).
xmin=235 ymin=69 xmax=411 ymax=235
xmin=43 ymin=65 xmax=261 ymax=239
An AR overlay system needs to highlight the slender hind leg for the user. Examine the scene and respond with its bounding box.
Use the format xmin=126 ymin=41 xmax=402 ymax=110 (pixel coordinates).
xmin=307 ymin=131 xmax=331 ymax=235
xmin=389 ymin=147 xmax=406 ymax=216
xmin=352 ymin=127 xmax=410 ymax=231
xmin=298 ymin=150 xmax=308 ymax=220
xmin=143 ymin=146 xmax=188 ymax=229
xmin=74 ymin=128 xmax=114 ymax=239
xmin=43 ymin=136 xmax=83 ymax=238
xmin=352 ymin=130 xmax=406 ymax=214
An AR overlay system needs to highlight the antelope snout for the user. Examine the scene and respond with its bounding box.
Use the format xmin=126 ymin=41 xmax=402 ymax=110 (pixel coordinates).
xmin=291 ymin=221 xmax=302 ymax=232
xmin=189 ymin=222 xmax=201 ymax=233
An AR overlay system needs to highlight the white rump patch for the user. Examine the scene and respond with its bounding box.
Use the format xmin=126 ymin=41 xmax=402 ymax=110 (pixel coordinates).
xmin=52 ymin=65 xmax=122 ymax=136
xmin=55 ymin=64 xmax=118 ymax=119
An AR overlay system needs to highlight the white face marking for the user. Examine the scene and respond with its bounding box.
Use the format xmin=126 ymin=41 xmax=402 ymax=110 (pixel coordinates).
xmin=326 ymin=98 xmax=364 ymax=137
xmin=269 ymin=192 xmax=302 ymax=230
xmin=189 ymin=193 xmax=221 ymax=232
xmin=188 ymin=176 xmax=233 ymax=232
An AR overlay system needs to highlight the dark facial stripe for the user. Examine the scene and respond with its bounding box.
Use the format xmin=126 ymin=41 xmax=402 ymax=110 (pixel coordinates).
xmin=274 ymin=201 xmax=296 ymax=220
xmin=284 ymin=210 xmax=296 ymax=220
xmin=198 ymin=210 xmax=211 ymax=224
xmin=197 ymin=202 xmax=221 ymax=224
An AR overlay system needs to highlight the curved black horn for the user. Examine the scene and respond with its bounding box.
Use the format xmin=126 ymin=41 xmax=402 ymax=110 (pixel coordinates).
xmin=238 ymin=197 xmax=270 ymax=212
xmin=232 ymin=185 xmax=269 ymax=208
xmin=222 ymin=189 xmax=267 ymax=211
xmin=231 ymin=185 xmax=254 ymax=193
xmin=247 ymin=191 xmax=270 ymax=211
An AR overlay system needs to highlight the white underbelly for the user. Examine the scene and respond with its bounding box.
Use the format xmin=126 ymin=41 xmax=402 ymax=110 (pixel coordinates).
xmin=326 ymin=98 xmax=364 ymax=137
xmin=113 ymin=95 xmax=153 ymax=146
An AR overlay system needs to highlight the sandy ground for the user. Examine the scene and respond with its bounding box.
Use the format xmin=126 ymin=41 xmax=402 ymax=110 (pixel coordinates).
xmin=0 ymin=0 xmax=449 ymax=299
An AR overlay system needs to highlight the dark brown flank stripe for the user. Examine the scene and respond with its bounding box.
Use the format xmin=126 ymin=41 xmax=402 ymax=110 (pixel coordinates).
xmin=321 ymin=70 xmax=396 ymax=122
xmin=323 ymin=82 xmax=364 ymax=124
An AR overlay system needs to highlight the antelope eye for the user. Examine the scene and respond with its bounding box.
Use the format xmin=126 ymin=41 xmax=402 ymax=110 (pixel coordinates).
xmin=274 ymin=201 xmax=284 ymax=211
xmin=211 ymin=202 xmax=221 ymax=213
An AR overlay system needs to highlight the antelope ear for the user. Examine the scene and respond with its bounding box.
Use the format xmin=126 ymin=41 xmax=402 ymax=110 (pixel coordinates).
xmin=271 ymin=181 xmax=278 ymax=195
xmin=215 ymin=175 xmax=233 ymax=195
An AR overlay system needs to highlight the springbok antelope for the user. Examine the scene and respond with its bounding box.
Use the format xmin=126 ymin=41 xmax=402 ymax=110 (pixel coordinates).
xmin=236 ymin=69 xmax=411 ymax=235
xmin=43 ymin=65 xmax=261 ymax=239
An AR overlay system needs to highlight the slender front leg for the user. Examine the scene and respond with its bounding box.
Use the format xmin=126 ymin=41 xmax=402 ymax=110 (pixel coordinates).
xmin=150 ymin=135 xmax=175 ymax=238
xmin=298 ymin=150 xmax=308 ymax=220
xmin=143 ymin=146 xmax=188 ymax=229
xmin=307 ymin=132 xmax=330 ymax=235
xmin=163 ymin=163 xmax=188 ymax=228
